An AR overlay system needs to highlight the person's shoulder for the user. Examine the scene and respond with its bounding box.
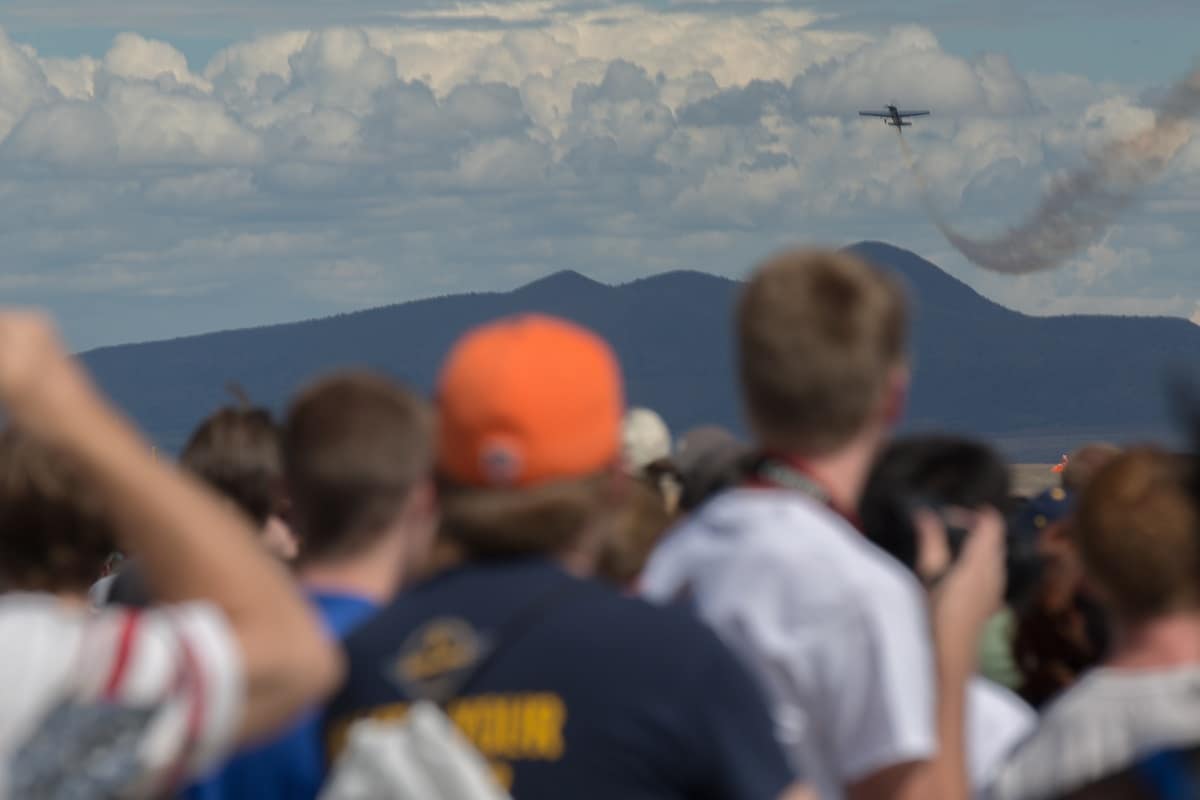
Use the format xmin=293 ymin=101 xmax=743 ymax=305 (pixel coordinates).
xmin=583 ymin=587 xmax=718 ymax=636
xmin=988 ymin=673 xmax=1126 ymax=799
xmin=971 ymin=677 xmax=1036 ymax=728
xmin=564 ymin=589 xmax=751 ymax=686
xmin=343 ymin=560 xmax=589 ymax=652
xmin=340 ymin=584 xmax=431 ymax=656
xmin=738 ymin=489 xmax=927 ymax=612
xmin=0 ymin=598 xmax=244 ymax=792
xmin=0 ymin=592 xmax=74 ymax=625
xmin=647 ymin=490 xmax=924 ymax=627
xmin=647 ymin=489 xmax=834 ymax=577
xmin=0 ymin=595 xmax=85 ymax=680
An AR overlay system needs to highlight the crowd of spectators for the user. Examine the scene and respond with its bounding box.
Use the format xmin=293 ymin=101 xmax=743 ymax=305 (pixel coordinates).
xmin=0 ymin=248 xmax=1196 ymax=799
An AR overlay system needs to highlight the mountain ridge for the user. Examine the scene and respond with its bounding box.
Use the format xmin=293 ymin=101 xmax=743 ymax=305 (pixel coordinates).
xmin=78 ymin=242 xmax=1199 ymax=460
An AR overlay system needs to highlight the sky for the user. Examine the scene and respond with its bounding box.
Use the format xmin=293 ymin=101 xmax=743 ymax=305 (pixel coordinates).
xmin=0 ymin=0 xmax=1197 ymax=349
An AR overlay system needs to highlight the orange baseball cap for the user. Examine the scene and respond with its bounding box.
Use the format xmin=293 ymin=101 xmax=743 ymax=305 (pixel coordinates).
xmin=437 ymin=314 xmax=625 ymax=487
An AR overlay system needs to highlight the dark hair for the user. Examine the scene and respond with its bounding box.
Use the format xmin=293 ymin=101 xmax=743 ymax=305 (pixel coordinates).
xmin=283 ymin=371 xmax=432 ymax=565
xmin=0 ymin=428 xmax=116 ymax=593
xmin=860 ymin=435 xmax=1010 ymax=570
xmin=180 ymin=397 xmax=283 ymax=528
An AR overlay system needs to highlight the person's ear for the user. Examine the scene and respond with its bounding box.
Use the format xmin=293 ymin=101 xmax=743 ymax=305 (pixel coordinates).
xmin=407 ymin=479 xmax=438 ymax=522
xmin=261 ymin=515 xmax=300 ymax=562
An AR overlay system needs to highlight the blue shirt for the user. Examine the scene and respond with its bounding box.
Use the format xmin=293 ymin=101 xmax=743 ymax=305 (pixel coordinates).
xmin=182 ymin=590 xmax=378 ymax=800
xmin=324 ymin=558 xmax=796 ymax=799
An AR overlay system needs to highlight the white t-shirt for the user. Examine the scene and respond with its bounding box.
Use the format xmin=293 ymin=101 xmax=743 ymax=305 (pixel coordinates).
xmin=0 ymin=594 xmax=243 ymax=799
xmin=641 ymin=488 xmax=936 ymax=799
xmin=968 ymin=677 xmax=1036 ymax=792
xmin=988 ymin=665 xmax=1200 ymax=800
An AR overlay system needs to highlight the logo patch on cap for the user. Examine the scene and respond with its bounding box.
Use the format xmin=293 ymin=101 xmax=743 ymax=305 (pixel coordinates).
xmin=480 ymin=437 xmax=523 ymax=486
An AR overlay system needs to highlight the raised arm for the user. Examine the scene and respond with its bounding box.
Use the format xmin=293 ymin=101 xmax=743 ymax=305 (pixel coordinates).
xmin=0 ymin=312 xmax=342 ymax=743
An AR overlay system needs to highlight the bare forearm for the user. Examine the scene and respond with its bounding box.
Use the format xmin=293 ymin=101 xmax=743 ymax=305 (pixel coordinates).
xmin=932 ymin=648 xmax=972 ymax=800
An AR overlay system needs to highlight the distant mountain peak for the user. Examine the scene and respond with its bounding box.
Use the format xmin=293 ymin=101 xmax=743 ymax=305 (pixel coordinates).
xmin=847 ymin=240 xmax=1008 ymax=318
xmin=514 ymin=269 xmax=607 ymax=293
xmin=621 ymin=269 xmax=738 ymax=290
xmin=849 ymin=240 xmax=918 ymax=257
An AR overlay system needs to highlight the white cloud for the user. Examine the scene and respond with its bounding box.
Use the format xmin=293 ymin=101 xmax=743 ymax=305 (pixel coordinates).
xmin=104 ymin=32 xmax=210 ymax=91
xmin=0 ymin=4 xmax=1194 ymax=348
xmin=3 ymin=101 xmax=119 ymax=166
xmin=1066 ymin=238 xmax=1152 ymax=287
xmin=792 ymin=25 xmax=1036 ymax=116
xmin=0 ymin=29 xmax=56 ymax=140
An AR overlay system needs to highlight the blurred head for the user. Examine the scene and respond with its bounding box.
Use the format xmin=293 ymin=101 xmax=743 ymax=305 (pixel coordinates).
xmin=622 ymin=408 xmax=680 ymax=511
xmin=674 ymin=426 xmax=750 ymax=512
xmin=436 ymin=314 xmax=625 ymax=561
xmin=622 ymin=408 xmax=672 ymax=476
xmin=737 ymin=249 xmax=908 ymax=456
xmin=283 ymin=372 xmax=435 ymax=570
xmin=1074 ymin=447 xmax=1200 ymax=624
xmin=181 ymin=401 xmax=294 ymax=558
xmin=595 ymin=479 xmax=673 ymax=590
xmin=861 ymin=435 xmax=1010 ymax=577
xmin=0 ymin=428 xmax=115 ymax=595
xmin=1062 ymin=443 xmax=1122 ymax=493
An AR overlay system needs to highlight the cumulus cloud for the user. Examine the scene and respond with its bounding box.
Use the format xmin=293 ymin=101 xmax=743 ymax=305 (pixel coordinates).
xmin=794 ymin=26 xmax=1038 ymax=116
xmin=0 ymin=3 xmax=1193 ymax=348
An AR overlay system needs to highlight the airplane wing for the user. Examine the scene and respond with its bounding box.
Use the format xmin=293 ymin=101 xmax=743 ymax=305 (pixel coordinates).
xmin=858 ymin=111 xmax=890 ymax=117
xmin=895 ymin=110 xmax=930 ymax=117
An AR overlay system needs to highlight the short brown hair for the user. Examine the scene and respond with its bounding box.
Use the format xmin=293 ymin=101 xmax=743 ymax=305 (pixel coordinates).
xmin=181 ymin=405 xmax=283 ymax=528
xmin=283 ymin=372 xmax=433 ymax=565
xmin=737 ymin=249 xmax=908 ymax=454
xmin=1074 ymin=447 xmax=1200 ymax=621
xmin=595 ymin=478 xmax=673 ymax=586
xmin=439 ymin=473 xmax=613 ymax=559
xmin=0 ymin=428 xmax=115 ymax=593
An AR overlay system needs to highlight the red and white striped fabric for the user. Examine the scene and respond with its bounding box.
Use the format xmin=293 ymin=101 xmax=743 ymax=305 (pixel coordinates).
xmin=0 ymin=594 xmax=242 ymax=799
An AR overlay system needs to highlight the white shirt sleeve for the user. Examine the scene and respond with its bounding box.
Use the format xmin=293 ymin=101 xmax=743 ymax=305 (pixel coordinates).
xmin=9 ymin=602 xmax=244 ymax=798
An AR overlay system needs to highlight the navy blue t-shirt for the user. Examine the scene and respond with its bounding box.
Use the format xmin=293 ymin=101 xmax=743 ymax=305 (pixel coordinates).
xmin=323 ymin=558 xmax=796 ymax=799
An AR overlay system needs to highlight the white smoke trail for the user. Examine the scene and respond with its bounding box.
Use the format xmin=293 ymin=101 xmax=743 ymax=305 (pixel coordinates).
xmin=906 ymin=67 xmax=1200 ymax=275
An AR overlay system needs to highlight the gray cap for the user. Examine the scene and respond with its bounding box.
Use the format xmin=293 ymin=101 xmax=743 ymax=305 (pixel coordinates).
xmin=674 ymin=426 xmax=749 ymax=511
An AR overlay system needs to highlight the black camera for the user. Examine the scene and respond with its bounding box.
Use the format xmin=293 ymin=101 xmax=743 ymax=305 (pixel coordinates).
xmin=908 ymin=497 xmax=1045 ymax=611
xmin=860 ymin=435 xmax=1045 ymax=611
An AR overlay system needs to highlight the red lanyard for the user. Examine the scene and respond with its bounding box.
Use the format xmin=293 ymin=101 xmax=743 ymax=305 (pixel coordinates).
xmin=744 ymin=453 xmax=864 ymax=532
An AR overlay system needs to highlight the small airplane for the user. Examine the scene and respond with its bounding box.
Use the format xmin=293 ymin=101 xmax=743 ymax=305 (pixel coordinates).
xmin=858 ymin=105 xmax=930 ymax=127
